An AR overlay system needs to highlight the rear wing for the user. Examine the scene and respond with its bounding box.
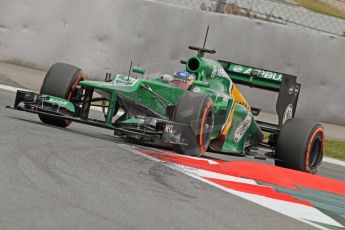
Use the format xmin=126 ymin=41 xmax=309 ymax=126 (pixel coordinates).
xmin=218 ymin=60 xmax=301 ymax=128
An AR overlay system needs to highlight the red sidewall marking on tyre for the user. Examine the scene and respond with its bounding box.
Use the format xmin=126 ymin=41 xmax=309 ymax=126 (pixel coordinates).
xmin=305 ymin=127 xmax=324 ymax=173
xmin=64 ymin=73 xmax=84 ymax=126
xmin=199 ymin=101 xmax=213 ymax=154
xmin=67 ymin=73 xmax=84 ymax=100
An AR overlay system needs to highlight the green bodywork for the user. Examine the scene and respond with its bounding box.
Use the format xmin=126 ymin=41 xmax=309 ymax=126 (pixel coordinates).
xmin=68 ymin=55 xmax=284 ymax=155
xmin=80 ymin=76 xmax=186 ymax=119
xmin=44 ymin=95 xmax=76 ymax=113
xmin=219 ymin=61 xmax=282 ymax=92
xmin=38 ymin=49 xmax=283 ymax=155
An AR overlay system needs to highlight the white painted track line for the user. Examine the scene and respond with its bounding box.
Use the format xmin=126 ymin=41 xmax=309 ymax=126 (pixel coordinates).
xmin=324 ymin=156 xmax=345 ymax=167
xmin=1 ymin=83 xmax=345 ymax=168
xmin=0 ymin=84 xmax=28 ymax=92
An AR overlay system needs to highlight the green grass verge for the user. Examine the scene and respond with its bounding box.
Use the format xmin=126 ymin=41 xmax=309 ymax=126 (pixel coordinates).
xmin=326 ymin=140 xmax=345 ymax=160
xmin=294 ymin=0 xmax=345 ymax=20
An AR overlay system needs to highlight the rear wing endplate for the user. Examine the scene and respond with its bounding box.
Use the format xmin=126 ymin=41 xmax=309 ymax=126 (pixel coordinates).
xmin=219 ymin=60 xmax=301 ymax=128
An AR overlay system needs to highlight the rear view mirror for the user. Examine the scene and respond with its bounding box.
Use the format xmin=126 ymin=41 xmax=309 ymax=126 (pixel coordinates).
xmin=133 ymin=66 xmax=145 ymax=75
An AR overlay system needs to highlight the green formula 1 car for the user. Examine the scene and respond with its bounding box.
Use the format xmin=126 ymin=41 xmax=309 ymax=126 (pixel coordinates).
xmin=8 ymin=44 xmax=325 ymax=174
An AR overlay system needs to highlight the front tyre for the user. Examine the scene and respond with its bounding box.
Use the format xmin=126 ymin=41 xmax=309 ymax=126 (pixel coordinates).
xmin=39 ymin=63 xmax=84 ymax=128
xmin=275 ymin=118 xmax=325 ymax=174
xmin=172 ymin=92 xmax=214 ymax=157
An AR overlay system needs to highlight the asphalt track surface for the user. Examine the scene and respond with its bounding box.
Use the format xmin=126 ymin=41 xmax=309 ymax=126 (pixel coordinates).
xmin=1 ymin=88 xmax=344 ymax=230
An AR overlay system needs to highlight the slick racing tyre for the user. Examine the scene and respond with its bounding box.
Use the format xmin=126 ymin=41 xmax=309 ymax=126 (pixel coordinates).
xmin=275 ymin=118 xmax=325 ymax=174
xmin=39 ymin=63 xmax=84 ymax=128
xmin=172 ymin=92 xmax=214 ymax=157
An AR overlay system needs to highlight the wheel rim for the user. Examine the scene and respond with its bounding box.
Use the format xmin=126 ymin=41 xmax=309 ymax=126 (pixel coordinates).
xmin=308 ymin=133 xmax=323 ymax=173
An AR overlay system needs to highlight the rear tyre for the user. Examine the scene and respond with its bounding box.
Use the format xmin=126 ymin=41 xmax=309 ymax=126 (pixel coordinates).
xmin=275 ymin=118 xmax=324 ymax=174
xmin=39 ymin=63 xmax=84 ymax=127
xmin=172 ymin=92 xmax=214 ymax=157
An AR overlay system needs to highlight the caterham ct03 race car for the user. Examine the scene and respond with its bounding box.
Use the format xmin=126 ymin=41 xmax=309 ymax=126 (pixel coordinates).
xmin=8 ymin=42 xmax=325 ymax=174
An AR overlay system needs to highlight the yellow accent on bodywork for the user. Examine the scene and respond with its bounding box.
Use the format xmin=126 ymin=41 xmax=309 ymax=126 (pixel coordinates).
xmin=221 ymin=103 xmax=236 ymax=136
xmin=231 ymin=84 xmax=251 ymax=110
xmin=221 ymin=84 xmax=251 ymax=136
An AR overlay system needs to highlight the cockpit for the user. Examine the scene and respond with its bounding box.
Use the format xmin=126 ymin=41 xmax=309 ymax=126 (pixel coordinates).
xmin=160 ymin=70 xmax=197 ymax=90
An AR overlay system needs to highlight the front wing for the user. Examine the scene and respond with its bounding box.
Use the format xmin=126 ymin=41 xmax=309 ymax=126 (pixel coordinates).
xmin=7 ymin=90 xmax=190 ymax=146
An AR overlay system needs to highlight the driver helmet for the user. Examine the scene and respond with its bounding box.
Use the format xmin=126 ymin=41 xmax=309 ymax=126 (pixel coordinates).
xmin=175 ymin=70 xmax=191 ymax=81
xmin=172 ymin=70 xmax=196 ymax=90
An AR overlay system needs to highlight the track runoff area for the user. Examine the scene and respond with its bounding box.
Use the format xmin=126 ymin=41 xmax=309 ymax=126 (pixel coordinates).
xmin=2 ymin=83 xmax=345 ymax=230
